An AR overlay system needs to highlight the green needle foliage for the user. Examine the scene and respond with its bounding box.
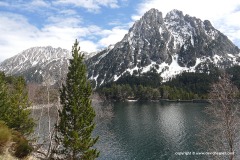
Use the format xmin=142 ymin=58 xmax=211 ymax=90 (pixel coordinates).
xmin=0 ymin=72 xmax=9 ymax=122
xmin=55 ymin=40 xmax=99 ymax=160
xmin=8 ymin=77 xmax=35 ymax=136
xmin=0 ymin=73 xmax=34 ymax=136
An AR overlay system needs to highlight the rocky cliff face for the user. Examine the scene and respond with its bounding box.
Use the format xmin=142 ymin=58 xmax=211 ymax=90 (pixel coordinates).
xmin=86 ymin=8 xmax=240 ymax=87
xmin=165 ymin=9 xmax=239 ymax=67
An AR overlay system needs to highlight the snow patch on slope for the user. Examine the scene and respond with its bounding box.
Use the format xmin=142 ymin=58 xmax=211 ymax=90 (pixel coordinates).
xmin=111 ymin=54 xmax=207 ymax=83
xmin=160 ymin=54 xmax=202 ymax=82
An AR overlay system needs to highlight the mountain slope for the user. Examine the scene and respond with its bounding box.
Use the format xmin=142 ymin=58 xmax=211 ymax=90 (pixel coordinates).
xmin=0 ymin=46 xmax=71 ymax=84
xmin=86 ymin=8 xmax=240 ymax=87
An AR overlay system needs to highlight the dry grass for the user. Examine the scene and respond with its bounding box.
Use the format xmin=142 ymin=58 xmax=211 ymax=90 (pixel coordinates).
xmin=0 ymin=121 xmax=36 ymax=160
xmin=0 ymin=152 xmax=16 ymax=160
xmin=0 ymin=151 xmax=37 ymax=160
xmin=0 ymin=121 xmax=11 ymax=154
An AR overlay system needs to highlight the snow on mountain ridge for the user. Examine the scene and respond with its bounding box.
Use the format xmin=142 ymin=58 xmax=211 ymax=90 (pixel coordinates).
xmin=0 ymin=46 xmax=71 ymax=75
xmin=0 ymin=46 xmax=73 ymax=84
xmin=86 ymin=8 xmax=240 ymax=88
xmin=165 ymin=10 xmax=197 ymax=48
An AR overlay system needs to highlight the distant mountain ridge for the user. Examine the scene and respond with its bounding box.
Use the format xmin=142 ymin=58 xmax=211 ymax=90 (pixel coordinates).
xmin=0 ymin=46 xmax=70 ymax=84
xmin=0 ymin=46 xmax=99 ymax=84
xmin=0 ymin=8 xmax=240 ymax=86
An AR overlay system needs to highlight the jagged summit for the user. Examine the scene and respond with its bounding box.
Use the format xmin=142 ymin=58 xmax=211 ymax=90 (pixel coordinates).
xmin=86 ymin=8 xmax=240 ymax=87
xmin=166 ymin=9 xmax=184 ymax=19
xmin=141 ymin=8 xmax=163 ymax=20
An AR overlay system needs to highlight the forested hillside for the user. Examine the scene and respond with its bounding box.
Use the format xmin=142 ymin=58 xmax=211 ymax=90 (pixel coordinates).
xmin=98 ymin=65 xmax=240 ymax=101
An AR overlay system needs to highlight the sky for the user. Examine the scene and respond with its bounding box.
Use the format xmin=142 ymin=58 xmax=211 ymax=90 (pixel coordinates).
xmin=0 ymin=0 xmax=240 ymax=62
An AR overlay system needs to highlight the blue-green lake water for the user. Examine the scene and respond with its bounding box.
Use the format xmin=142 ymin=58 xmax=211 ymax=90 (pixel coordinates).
xmin=95 ymin=102 xmax=208 ymax=160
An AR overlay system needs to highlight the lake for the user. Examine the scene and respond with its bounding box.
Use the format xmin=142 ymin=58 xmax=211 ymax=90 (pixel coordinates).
xmin=94 ymin=101 xmax=208 ymax=160
xmin=34 ymin=101 xmax=231 ymax=159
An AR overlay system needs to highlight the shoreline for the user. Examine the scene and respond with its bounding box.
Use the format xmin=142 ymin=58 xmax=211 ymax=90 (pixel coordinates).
xmin=125 ymin=98 xmax=209 ymax=103
xmin=159 ymin=99 xmax=209 ymax=103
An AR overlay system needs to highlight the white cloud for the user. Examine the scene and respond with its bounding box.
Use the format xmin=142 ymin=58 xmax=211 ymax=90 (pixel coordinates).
xmin=1 ymin=0 xmax=239 ymax=63
xmin=59 ymin=9 xmax=78 ymax=16
xmin=0 ymin=0 xmax=53 ymax=16
xmin=0 ymin=0 xmax=128 ymax=62
xmin=0 ymin=13 xmax=40 ymax=61
xmin=98 ymin=27 xmax=127 ymax=47
xmin=134 ymin=0 xmax=240 ymax=20
xmin=46 ymin=15 xmax=82 ymax=27
xmin=0 ymin=13 xmax=79 ymax=61
xmin=215 ymin=10 xmax=240 ymax=45
xmin=30 ymin=0 xmax=50 ymax=7
xmin=0 ymin=1 xmax=9 ymax=7
xmin=54 ymin=0 xmax=119 ymax=12
xmin=79 ymin=40 xmax=98 ymax=52
xmin=0 ymin=11 xmax=127 ymax=62
xmin=16 ymin=0 xmax=51 ymax=11
xmin=108 ymin=20 xmax=122 ymax=26
xmin=95 ymin=0 xmax=119 ymax=8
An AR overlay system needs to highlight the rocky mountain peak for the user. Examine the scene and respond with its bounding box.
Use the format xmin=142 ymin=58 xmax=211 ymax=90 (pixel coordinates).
xmin=203 ymin=20 xmax=214 ymax=30
xmin=165 ymin=9 xmax=184 ymax=21
xmin=127 ymin=8 xmax=165 ymax=42
xmin=86 ymin=8 xmax=240 ymax=87
xmin=141 ymin=8 xmax=163 ymax=23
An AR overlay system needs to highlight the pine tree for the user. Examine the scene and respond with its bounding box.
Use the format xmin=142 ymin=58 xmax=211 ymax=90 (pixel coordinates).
xmin=55 ymin=40 xmax=99 ymax=159
xmin=8 ymin=77 xmax=35 ymax=136
xmin=0 ymin=74 xmax=34 ymax=136
xmin=0 ymin=72 xmax=9 ymax=122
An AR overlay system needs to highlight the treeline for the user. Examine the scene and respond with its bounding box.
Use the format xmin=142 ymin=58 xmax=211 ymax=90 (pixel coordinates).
xmin=98 ymin=65 xmax=240 ymax=101
xmin=226 ymin=65 xmax=240 ymax=88
xmin=98 ymin=71 xmax=160 ymax=101
xmin=98 ymin=71 xmax=205 ymax=101
xmin=164 ymin=72 xmax=219 ymax=98
xmin=99 ymin=83 xmax=201 ymax=101
xmin=99 ymin=84 xmax=200 ymax=101
xmin=0 ymin=72 xmax=34 ymax=158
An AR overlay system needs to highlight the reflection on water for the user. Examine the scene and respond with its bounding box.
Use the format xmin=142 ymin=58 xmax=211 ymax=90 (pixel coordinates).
xmin=32 ymin=101 xmax=208 ymax=159
xmin=95 ymin=102 xmax=207 ymax=160
xmin=159 ymin=104 xmax=186 ymax=148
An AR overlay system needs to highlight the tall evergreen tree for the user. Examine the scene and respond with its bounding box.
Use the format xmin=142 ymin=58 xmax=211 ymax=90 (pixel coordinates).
xmin=0 ymin=74 xmax=34 ymax=136
xmin=0 ymin=72 xmax=9 ymax=121
xmin=55 ymin=40 xmax=99 ymax=159
xmin=8 ymin=77 xmax=35 ymax=135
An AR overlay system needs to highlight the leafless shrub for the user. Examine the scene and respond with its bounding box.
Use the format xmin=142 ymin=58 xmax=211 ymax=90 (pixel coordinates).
xmin=197 ymin=73 xmax=240 ymax=160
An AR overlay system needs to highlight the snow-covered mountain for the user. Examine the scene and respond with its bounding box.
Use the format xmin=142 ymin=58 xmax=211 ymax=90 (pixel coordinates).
xmin=0 ymin=46 xmax=98 ymax=84
xmin=0 ymin=46 xmax=71 ymax=84
xmin=0 ymin=8 xmax=240 ymax=86
xmin=86 ymin=8 xmax=240 ymax=87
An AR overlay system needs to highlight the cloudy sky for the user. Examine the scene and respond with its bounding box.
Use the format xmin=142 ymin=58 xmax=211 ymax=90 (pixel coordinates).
xmin=0 ymin=0 xmax=240 ymax=62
